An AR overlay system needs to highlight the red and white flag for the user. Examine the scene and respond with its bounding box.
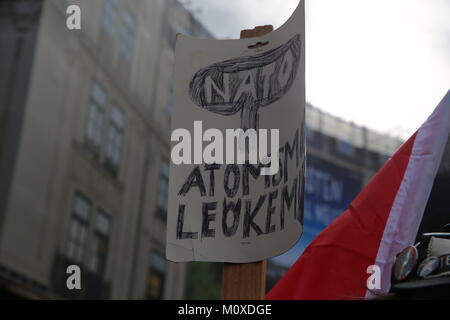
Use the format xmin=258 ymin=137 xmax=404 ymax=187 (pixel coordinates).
xmin=267 ymin=91 xmax=450 ymax=300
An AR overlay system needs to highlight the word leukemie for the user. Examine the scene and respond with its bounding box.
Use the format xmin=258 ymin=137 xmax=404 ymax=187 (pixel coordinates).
xmin=176 ymin=129 xmax=304 ymax=240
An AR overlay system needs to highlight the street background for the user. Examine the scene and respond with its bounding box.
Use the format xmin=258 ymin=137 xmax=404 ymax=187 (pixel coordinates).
xmin=0 ymin=0 xmax=448 ymax=299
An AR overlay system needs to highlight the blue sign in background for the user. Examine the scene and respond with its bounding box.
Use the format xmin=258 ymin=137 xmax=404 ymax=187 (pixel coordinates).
xmin=273 ymin=154 xmax=363 ymax=267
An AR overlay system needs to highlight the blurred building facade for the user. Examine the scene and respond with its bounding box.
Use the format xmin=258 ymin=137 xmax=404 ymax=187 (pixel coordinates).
xmin=0 ymin=0 xmax=210 ymax=299
xmin=0 ymin=0 xmax=404 ymax=300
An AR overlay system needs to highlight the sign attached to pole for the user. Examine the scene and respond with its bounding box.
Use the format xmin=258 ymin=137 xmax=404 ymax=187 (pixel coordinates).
xmin=166 ymin=1 xmax=306 ymax=263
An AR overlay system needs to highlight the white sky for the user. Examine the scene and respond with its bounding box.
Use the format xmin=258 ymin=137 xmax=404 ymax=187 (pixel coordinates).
xmin=183 ymin=0 xmax=450 ymax=139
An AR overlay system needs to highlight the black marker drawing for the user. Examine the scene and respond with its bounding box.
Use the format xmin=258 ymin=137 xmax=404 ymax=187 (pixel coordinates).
xmin=189 ymin=34 xmax=302 ymax=130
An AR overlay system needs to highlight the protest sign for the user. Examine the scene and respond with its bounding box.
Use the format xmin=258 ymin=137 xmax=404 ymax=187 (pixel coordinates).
xmin=166 ymin=1 xmax=305 ymax=263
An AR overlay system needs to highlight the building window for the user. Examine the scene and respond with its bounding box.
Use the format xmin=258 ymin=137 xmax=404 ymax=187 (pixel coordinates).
xmin=156 ymin=160 xmax=170 ymax=216
xmin=146 ymin=252 xmax=167 ymax=300
xmin=369 ymin=151 xmax=381 ymax=170
xmin=67 ymin=193 xmax=91 ymax=263
xmin=338 ymin=139 xmax=354 ymax=157
xmin=305 ymin=125 xmax=313 ymax=140
xmin=101 ymin=0 xmax=119 ymax=38
xmin=88 ymin=209 xmax=111 ymax=274
xmin=167 ymin=80 xmax=174 ymax=115
xmin=120 ymin=9 xmax=136 ymax=63
xmin=86 ymin=81 xmax=106 ymax=153
xmin=66 ymin=192 xmax=112 ymax=275
xmin=106 ymin=105 xmax=124 ymax=173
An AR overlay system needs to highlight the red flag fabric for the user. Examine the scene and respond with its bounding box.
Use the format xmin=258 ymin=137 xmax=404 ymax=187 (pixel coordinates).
xmin=267 ymin=91 xmax=450 ymax=300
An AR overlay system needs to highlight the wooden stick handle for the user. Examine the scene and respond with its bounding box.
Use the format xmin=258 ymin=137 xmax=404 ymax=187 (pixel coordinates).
xmin=221 ymin=25 xmax=273 ymax=301
xmin=222 ymin=261 xmax=267 ymax=300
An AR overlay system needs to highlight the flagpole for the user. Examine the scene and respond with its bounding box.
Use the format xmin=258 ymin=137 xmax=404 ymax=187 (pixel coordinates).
xmin=221 ymin=25 xmax=273 ymax=301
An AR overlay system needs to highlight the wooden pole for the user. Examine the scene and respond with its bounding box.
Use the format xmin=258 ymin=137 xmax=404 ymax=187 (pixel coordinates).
xmin=221 ymin=25 xmax=273 ymax=301
xmin=222 ymin=260 xmax=268 ymax=300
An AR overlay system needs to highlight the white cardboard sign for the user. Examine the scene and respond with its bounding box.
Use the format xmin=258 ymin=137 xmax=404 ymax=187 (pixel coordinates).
xmin=166 ymin=1 xmax=305 ymax=263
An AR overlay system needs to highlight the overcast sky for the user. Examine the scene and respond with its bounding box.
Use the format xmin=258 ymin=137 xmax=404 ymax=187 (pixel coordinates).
xmin=182 ymin=0 xmax=450 ymax=139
